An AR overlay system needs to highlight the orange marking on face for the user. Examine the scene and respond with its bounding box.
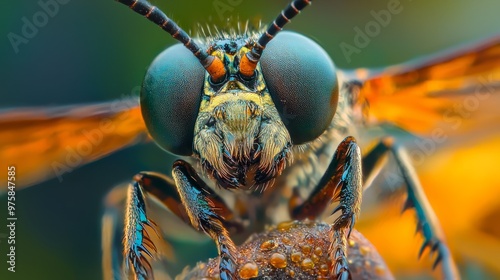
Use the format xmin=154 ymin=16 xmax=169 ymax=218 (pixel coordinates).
xmin=239 ymin=54 xmax=257 ymax=77
xmin=206 ymin=56 xmax=226 ymax=82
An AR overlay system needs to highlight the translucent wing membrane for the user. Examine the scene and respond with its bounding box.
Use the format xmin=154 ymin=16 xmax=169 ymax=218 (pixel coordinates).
xmin=0 ymin=98 xmax=148 ymax=190
xmin=345 ymin=35 xmax=500 ymax=277
xmin=345 ymin=35 xmax=500 ymax=139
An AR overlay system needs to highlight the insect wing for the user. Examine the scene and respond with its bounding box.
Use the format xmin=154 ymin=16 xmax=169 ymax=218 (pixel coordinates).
xmin=0 ymin=98 xmax=149 ymax=190
xmin=347 ymin=35 xmax=500 ymax=139
xmin=346 ymin=35 xmax=500 ymax=277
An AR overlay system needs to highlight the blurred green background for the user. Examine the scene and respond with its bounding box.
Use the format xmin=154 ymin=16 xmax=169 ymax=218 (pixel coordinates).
xmin=1 ymin=0 xmax=499 ymax=279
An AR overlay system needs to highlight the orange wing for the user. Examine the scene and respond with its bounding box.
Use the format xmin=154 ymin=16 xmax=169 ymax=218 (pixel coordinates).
xmin=344 ymin=35 xmax=500 ymax=277
xmin=0 ymin=98 xmax=149 ymax=190
xmin=345 ymin=35 xmax=500 ymax=140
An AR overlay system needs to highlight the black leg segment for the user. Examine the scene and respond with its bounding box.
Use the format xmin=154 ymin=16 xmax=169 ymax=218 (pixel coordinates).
xmin=289 ymin=136 xmax=363 ymax=279
xmin=172 ymin=160 xmax=240 ymax=280
xmin=362 ymin=137 xmax=459 ymax=280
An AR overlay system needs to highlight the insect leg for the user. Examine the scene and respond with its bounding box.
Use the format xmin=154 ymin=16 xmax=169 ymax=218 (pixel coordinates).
xmin=102 ymin=184 xmax=128 ymax=280
xmin=103 ymin=171 xmax=243 ymax=280
xmin=172 ymin=160 xmax=240 ymax=280
xmin=362 ymin=137 xmax=460 ymax=280
xmin=103 ymin=179 xmax=178 ymax=280
xmin=135 ymin=172 xmax=243 ymax=234
xmin=121 ymin=175 xmax=168 ymax=280
xmin=289 ymin=136 xmax=363 ymax=279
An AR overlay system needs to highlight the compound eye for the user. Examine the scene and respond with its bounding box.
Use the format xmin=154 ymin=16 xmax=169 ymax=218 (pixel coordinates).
xmin=260 ymin=31 xmax=339 ymax=144
xmin=141 ymin=44 xmax=205 ymax=155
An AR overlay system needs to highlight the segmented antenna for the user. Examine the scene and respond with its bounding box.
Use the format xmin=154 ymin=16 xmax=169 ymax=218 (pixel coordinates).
xmin=116 ymin=0 xmax=226 ymax=82
xmin=239 ymin=0 xmax=312 ymax=78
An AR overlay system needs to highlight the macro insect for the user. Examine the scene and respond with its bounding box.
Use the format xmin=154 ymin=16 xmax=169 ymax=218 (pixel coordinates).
xmin=1 ymin=0 xmax=500 ymax=279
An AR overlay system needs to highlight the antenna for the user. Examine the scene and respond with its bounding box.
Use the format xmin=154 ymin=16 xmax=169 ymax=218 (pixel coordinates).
xmin=239 ymin=0 xmax=312 ymax=78
xmin=116 ymin=0 xmax=226 ymax=82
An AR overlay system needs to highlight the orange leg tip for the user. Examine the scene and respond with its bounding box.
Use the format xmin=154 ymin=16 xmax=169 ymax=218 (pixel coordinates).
xmin=381 ymin=136 xmax=395 ymax=147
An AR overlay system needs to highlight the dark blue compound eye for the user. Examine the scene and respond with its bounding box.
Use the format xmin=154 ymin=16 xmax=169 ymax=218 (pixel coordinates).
xmin=260 ymin=31 xmax=339 ymax=144
xmin=141 ymin=44 xmax=205 ymax=155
